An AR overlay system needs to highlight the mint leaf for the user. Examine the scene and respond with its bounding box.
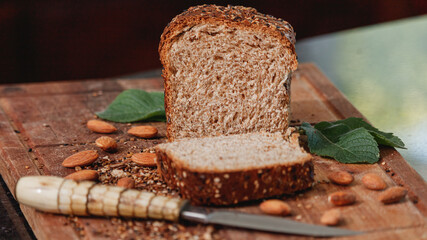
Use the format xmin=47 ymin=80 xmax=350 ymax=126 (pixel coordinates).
xmin=301 ymin=122 xmax=379 ymax=163
xmin=96 ymin=89 xmax=166 ymax=123
xmin=300 ymin=118 xmax=405 ymax=164
xmin=311 ymin=118 xmax=405 ymax=149
xmin=334 ymin=118 xmax=405 ymax=149
xmin=313 ymin=122 xmax=352 ymax=143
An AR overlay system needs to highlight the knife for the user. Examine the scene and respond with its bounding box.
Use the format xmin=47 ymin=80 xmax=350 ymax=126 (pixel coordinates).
xmin=15 ymin=176 xmax=361 ymax=237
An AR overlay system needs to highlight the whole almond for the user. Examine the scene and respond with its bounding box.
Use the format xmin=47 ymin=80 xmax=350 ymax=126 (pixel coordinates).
xmin=362 ymin=173 xmax=387 ymax=190
xmin=65 ymin=170 xmax=98 ymax=181
xmin=131 ymin=153 xmax=157 ymax=167
xmin=378 ymin=186 xmax=407 ymax=204
xmin=327 ymin=170 xmax=354 ymax=185
xmin=328 ymin=191 xmax=356 ymax=206
xmin=95 ymin=136 xmax=117 ymax=152
xmin=128 ymin=126 xmax=158 ymax=138
xmin=117 ymin=177 xmax=135 ymax=189
xmin=62 ymin=150 xmax=99 ymax=167
xmin=87 ymin=119 xmax=117 ymax=133
xmin=320 ymin=209 xmax=342 ymax=226
xmin=259 ymin=200 xmax=291 ymax=216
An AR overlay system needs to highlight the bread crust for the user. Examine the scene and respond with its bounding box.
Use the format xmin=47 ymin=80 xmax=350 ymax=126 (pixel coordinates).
xmin=156 ymin=150 xmax=313 ymax=205
xmin=159 ymin=5 xmax=298 ymax=141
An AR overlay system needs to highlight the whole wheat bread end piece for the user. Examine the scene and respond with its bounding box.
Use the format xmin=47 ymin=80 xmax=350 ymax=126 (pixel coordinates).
xmin=155 ymin=131 xmax=314 ymax=205
xmin=159 ymin=5 xmax=298 ymax=141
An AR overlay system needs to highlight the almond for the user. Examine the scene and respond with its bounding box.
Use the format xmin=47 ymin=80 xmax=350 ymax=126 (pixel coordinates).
xmin=65 ymin=170 xmax=98 ymax=181
xmin=327 ymin=170 xmax=354 ymax=185
xmin=259 ymin=199 xmax=291 ymax=216
xmin=320 ymin=209 xmax=342 ymax=226
xmin=362 ymin=173 xmax=387 ymax=190
xmin=62 ymin=150 xmax=99 ymax=167
xmin=95 ymin=136 xmax=117 ymax=152
xmin=378 ymin=186 xmax=407 ymax=204
xmin=328 ymin=191 xmax=356 ymax=206
xmin=117 ymin=177 xmax=135 ymax=189
xmin=128 ymin=126 xmax=158 ymax=138
xmin=87 ymin=119 xmax=117 ymax=133
xmin=131 ymin=153 xmax=157 ymax=167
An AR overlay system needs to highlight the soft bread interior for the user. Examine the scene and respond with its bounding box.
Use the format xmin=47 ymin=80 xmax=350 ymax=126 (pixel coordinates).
xmin=167 ymin=23 xmax=294 ymax=139
xmin=156 ymin=132 xmax=310 ymax=171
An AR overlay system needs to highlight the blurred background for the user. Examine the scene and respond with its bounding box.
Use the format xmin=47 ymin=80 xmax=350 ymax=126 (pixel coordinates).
xmin=1 ymin=0 xmax=426 ymax=84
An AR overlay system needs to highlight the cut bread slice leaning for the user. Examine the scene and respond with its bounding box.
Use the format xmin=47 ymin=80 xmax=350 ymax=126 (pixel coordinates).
xmin=159 ymin=5 xmax=298 ymax=141
xmin=155 ymin=131 xmax=313 ymax=205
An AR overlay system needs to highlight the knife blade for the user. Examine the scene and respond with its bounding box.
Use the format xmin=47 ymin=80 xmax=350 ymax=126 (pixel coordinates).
xmin=15 ymin=176 xmax=361 ymax=237
xmin=181 ymin=204 xmax=360 ymax=237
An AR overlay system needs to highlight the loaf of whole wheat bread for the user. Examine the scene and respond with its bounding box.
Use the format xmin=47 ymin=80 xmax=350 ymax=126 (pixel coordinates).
xmin=155 ymin=131 xmax=313 ymax=205
xmin=159 ymin=4 xmax=298 ymax=141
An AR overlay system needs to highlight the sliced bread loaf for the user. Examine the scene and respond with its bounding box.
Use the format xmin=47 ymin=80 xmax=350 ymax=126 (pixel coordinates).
xmin=159 ymin=5 xmax=298 ymax=141
xmin=155 ymin=131 xmax=313 ymax=205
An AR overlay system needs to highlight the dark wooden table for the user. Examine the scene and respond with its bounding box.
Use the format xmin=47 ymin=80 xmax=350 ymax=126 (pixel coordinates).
xmin=0 ymin=174 xmax=35 ymax=239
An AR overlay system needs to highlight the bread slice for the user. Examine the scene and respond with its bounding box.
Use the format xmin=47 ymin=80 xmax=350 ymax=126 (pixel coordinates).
xmin=159 ymin=5 xmax=298 ymax=141
xmin=155 ymin=131 xmax=313 ymax=205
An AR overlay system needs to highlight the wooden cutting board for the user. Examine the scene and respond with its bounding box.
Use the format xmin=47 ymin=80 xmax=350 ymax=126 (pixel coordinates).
xmin=0 ymin=63 xmax=426 ymax=239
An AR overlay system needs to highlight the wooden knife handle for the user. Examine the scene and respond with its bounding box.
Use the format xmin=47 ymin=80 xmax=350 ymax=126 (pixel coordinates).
xmin=15 ymin=176 xmax=188 ymax=221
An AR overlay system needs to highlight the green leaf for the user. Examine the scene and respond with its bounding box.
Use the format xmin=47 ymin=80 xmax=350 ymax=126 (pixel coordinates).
xmin=314 ymin=122 xmax=352 ymax=143
xmin=96 ymin=89 xmax=166 ymax=123
xmin=301 ymin=122 xmax=380 ymax=164
xmin=333 ymin=118 xmax=405 ymax=149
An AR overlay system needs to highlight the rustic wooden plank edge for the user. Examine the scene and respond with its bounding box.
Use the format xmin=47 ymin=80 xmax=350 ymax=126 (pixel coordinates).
xmin=0 ymin=79 xmax=123 ymax=97
xmin=338 ymin=225 xmax=427 ymax=240
xmin=0 ymin=106 xmax=81 ymax=240
xmin=378 ymin=148 xmax=427 ymax=216
xmin=0 ymin=107 xmax=42 ymax=195
xmin=19 ymin=205 xmax=80 ymax=240
xmin=299 ymin=63 xmax=365 ymax=120
xmin=219 ymin=223 xmax=427 ymax=240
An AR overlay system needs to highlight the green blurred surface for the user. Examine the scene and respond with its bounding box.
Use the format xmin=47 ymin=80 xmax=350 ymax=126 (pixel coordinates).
xmin=296 ymin=15 xmax=427 ymax=180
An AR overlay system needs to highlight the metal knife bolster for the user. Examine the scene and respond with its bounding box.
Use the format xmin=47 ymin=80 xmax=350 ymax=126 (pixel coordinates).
xmin=179 ymin=204 xmax=211 ymax=223
xmin=15 ymin=176 xmax=188 ymax=221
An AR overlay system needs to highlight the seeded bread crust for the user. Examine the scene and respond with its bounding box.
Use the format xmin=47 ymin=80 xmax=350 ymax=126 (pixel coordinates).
xmin=159 ymin=4 xmax=298 ymax=141
xmin=156 ymin=151 xmax=313 ymax=206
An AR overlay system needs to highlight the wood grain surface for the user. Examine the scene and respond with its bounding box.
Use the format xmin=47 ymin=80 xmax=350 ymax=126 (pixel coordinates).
xmin=0 ymin=63 xmax=426 ymax=239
